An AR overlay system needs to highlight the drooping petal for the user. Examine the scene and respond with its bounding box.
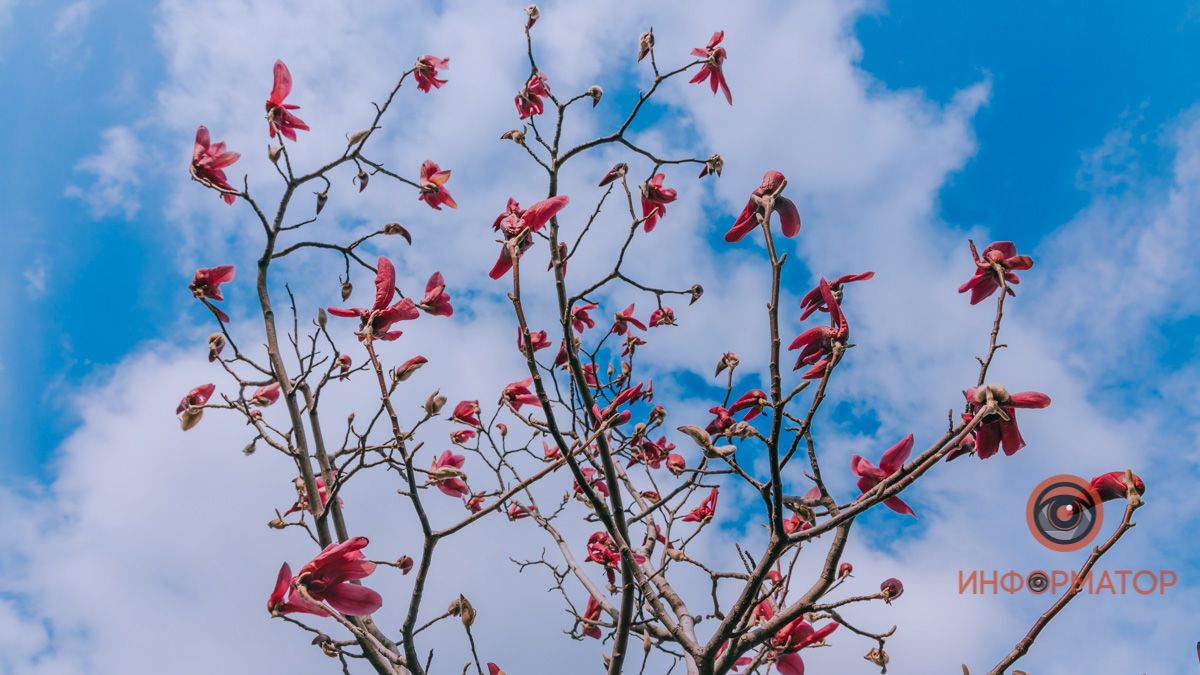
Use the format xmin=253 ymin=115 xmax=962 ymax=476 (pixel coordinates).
xmin=776 ymin=196 xmax=801 ymax=237
xmin=373 ymin=257 xmax=397 ymax=311
xmin=322 ymin=582 xmax=383 ymax=616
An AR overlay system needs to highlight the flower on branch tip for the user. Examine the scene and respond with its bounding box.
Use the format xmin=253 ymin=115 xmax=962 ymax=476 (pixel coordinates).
xmin=265 ymin=60 xmax=309 ymax=141
xmin=518 ymin=328 xmax=551 ymax=352
xmin=598 ymin=162 xmax=628 ymax=186
xmin=207 ymin=333 xmax=225 ymax=362
xmin=267 ymin=562 xmax=329 ymax=617
xmin=699 ymin=153 xmax=724 ymax=178
xmin=336 ymin=354 xmax=352 ymax=380
xmin=838 ymin=562 xmax=853 ymax=579
xmin=851 ymin=434 xmax=916 ymax=517
xmin=501 ymin=378 xmax=540 ymax=412
xmin=1090 ymin=471 xmax=1146 ymax=502
xmin=689 ymin=31 xmax=731 ymax=104
xmin=515 ymin=71 xmax=550 ymax=119
xmin=417 ymin=160 xmax=457 ymax=210
xmin=190 ymin=265 xmax=236 ymax=322
xmin=571 ymin=302 xmax=598 ymax=333
xmin=428 ymin=450 xmax=469 ymax=498
xmin=880 ymin=577 xmax=904 ymax=601
xmin=666 ymin=453 xmax=686 ymax=475
xmin=958 ymin=241 xmax=1034 ymax=305
xmin=758 ymin=601 xmax=838 ymax=675
xmin=575 ymin=467 xmax=610 ymax=500
xmin=507 ymin=502 xmax=536 ymax=520
xmin=649 ymin=307 xmax=676 ymax=327
xmin=327 ymin=256 xmax=419 ymax=342
xmin=394 ymin=355 xmax=427 ymax=382
xmin=637 ymin=29 xmax=654 ymax=62
xmin=728 ymin=389 xmax=768 ymax=421
xmin=630 ymin=436 xmax=675 ymax=469
xmin=799 ymin=271 xmax=874 ymax=320
xmin=451 ymin=429 xmax=476 ymax=444
xmin=190 ymin=126 xmax=240 ymax=205
xmin=612 ymin=304 xmax=647 ymax=335
xmin=414 ymin=55 xmax=450 ymax=93
xmin=176 ymin=383 xmax=215 ymax=431
xmin=582 ymin=594 xmax=603 ymax=639
xmin=788 ymin=278 xmax=848 ymax=379
xmin=960 ymin=384 xmax=1051 ymax=459
xmin=584 ymin=531 xmax=644 ymax=584
xmin=726 ymin=170 xmax=800 ymax=242
xmin=250 ymin=381 xmax=281 ymax=407
xmin=682 ymin=487 xmax=719 ymax=523
xmin=292 ymin=537 xmax=382 ymax=616
xmin=488 ymin=195 xmax=570 ymax=279
xmin=640 ymin=173 xmax=677 ymax=232
xmin=283 ymin=473 xmax=341 ymax=517
xmin=452 ymin=400 xmax=482 ymax=428
xmin=705 ymin=406 xmax=734 ymax=435
xmin=418 ymin=272 xmax=453 ymax=316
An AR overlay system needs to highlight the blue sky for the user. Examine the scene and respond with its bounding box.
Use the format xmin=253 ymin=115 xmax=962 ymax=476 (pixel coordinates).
xmin=1 ymin=2 xmax=1198 ymax=673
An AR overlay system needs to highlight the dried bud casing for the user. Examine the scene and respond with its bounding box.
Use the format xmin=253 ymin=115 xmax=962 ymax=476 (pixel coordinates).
xmin=207 ymin=333 xmax=226 ymax=362
xmin=689 ymin=283 xmax=704 ymax=305
xmin=340 ymin=279 xmax=354 ymax=301
xmin=500 ymin=129 xmax=526 ymax=143
xmin=355 ymin=168 xmax=370 ymax=192
xmin=448 ymin=594 xmax=476 ymax=627
xmin=637 ymin=29 xmax=655 ymax=62
xmin=347 ymin=128 xmax=370 ymax=146
xmin=525 ymin=4 xmax=539 ymax=29
xmin=317 ymin=307 xmax=328 ymax=330
xmin=180 ymin=409 xmax=204 ymax=431
xmin=315 ymin=190 xmax=329 ymax=214
xmin=585 ymin=85 xmax=603 ymax=107
xmin=382 ymin=222 xmax=412 ymax=244
xmin=268 ymin=517 xmax=286 ymax=529
xmin=425 ymin=391 xmax=447 ymax=415
xmin=268 ymin=145 xmax=283 ymax=163
xmin=676 ymin=425 xmax=712 ymax=449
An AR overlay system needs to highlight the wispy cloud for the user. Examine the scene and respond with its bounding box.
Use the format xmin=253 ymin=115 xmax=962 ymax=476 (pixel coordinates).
xmin=64 ymin=125 xmax=144 ymax=219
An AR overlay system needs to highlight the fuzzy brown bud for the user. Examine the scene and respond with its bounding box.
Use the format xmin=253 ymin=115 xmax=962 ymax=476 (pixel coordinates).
xmin=637 ymin=29 xmax=654 ymax=62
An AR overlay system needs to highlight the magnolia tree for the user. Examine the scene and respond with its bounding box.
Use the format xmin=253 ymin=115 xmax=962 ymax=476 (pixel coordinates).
xmin=180 ymin=8 xmax=1145 ymax=675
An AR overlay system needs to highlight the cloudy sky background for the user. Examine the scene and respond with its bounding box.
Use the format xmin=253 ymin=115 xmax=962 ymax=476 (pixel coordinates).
xmin=1 ymin=0 xmax=1198 ymax=673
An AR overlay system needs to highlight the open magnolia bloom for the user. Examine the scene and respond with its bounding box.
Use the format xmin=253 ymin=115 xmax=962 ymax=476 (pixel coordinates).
xmin=725 ymin=170 xmax=801 ymax=242
xmin=264 ymin=60 xmax=309 ymax=141
xmin=327 ymin=257 xmax=420 ymax=342
xmin=851 ymin=434 xmax=916 ymax=517
xmin=689 ymin=30 xmax=732 ymax=104
xmin=958 ymin=240 xmax=1034 ymax=305
xmin=959 ymin=384 xmax=1051 ymax=459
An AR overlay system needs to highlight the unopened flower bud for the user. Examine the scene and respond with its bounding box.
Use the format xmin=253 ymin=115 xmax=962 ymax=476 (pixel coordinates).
xmin=864 ymin=647 xmax=889 ymax=666
xmin=354 ymin=168 xmax=369 ymax=192
xmin=396 ymin=555 xmax=414 ymax=575
xmin=525 ymin=4 xmax=539 ymax=29
xmin=676 ymin=425 xmax=712 ymax=449
xmin=395 ymin=355 xmax=428 ymax=382
xmin=497 ymin=422 xmax=508 ymax=437
xmin=880 ymin=577 xmax=904 ymax=602
xmin=207 ymin=333 xmax=226 ymax=362
xmin=689 ymin=283 xmax=704 ymax=305
xmin=637 ymin=29 xmax=654 ymax=62
xmin=268 ymin=145 xmax=282 ymax=163
xmin=585 ymin=85 xmax=603 ymax=107
xmin=347 ymin=128 xmax=370 ymax=146
xmin=666 ymin=547 xmax=685 ymax=561
xmin=268 ymin=517 xmax=287 ymax=529
xmin=317 ymin=307 xmax=328 ymax=330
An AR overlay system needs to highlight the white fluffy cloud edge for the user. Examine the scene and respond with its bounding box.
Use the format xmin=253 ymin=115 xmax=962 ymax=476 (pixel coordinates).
xmin=4 ymin=1 xmax=1198 ymax=673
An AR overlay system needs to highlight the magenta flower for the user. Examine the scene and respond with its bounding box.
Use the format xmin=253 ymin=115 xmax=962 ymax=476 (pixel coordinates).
xmin=283 ymin=474 xmax=339 ymax=517
xmin=585 ymin=531 xmax=644 ymax=584
xmin=649 ymin=307 xmax=676 ymax=327
xmin=190 ymin=126 xmax=240 ymax=205
xmin=725 ymin=170 xmax=801 ymax=243
xmin=759 ymin=601 xmax=838 ymax=675
xmin=176 ymin=383 xmax=215 ymax=431
xmin=190 ymin=265 xmax=236 ymax=322
xmin=250 ymin=381 xmax=281 ymax=407
xmin=265 ymin=60 xmax=309 ymax=141
xmin=452 ymin=400 xmax=482 ymax=428
xmin=727 ymin=389 xmax=768 ymax=421
xmin=327 ymin=256 xmax=419 ymax=342
xmin=507 ymin=502 xmax=536 ymax=520
xmin=666 ymin=453 xmax=686 ymax=475
xmin=962 ymin=385 xmax=1051 ymax=459
xmin=417 ymin=160 xmax=457 ymax=210
xmin=640 ymin=174 xmax=677 ymax=232
xmin=1090 ymin=471 xmax=1146 ymax=501
xmin=294 ymin=537 xmax=382 ymax=616
xmin=501 ymin=378 xmax=540 ymax=411
xmin=799 ymin=271 xmax=874 ymax=320
xmin=682 ymin=487 xmax=719 ymax=523
xmin=851 ymin=434 xmax=916 ymax=517
xmin=611 ymin=304 xmax=647 ymax=336
xmin=788 ymin=278 xmax=848 ymax=379
xmin=630 ymin=436 xmax=675 ymax=469
xmin=582 ymin=594 xmax=603 ymax=639
xmin=958 ymin=241 xmax=1034 ymax=305
xmin=515 ymin=71 xmax=550 ymax=119
xmin=518 ymin=328 xmax=551 ymax=352
xmin=418 ymin=272 xmax=453 ymax=316
xmin=336 ymin=354 xmax=352 ymax=380
xmin=571 ymin=303 xmax=598 ymax=333
xmin=575 ymin=467 xmax=610 ymax=500
xmin=706 ymin=405 xmax=734 ymax=435
xmin=488 ymin=195 xmax=570 ymax=279
xmin=598 ymin=162 xmax=628 ymax=186
xmin=880 ymin=577 xmax=904 ymax=601
xmin=267 ymin=562 xmax=328 ymax=617
xmin=688 ymin=31 xmax=732 ymax=104
xmin=414 ymin=55 xmax=450 ymax=93
xmin=428 ymin=450 xmax=469 ymax=498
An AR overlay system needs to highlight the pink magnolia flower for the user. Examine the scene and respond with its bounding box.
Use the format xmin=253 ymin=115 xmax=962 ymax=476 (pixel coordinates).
xmin=630 ymin=436 xmax=675 ymax=469
xmin=428 ymin=450 xmax=469 ymax=498
xmin=507 ymin=502 xmax=536 ymax=520
xmin=463 ymin=492 xmax=485 ymax=513
xmin=571 ymin=303 xmax=598 ymax=333
xmin=283 ymin=474 xmax=340 ymax=517
xmin=622 ymin=334 xmax=647 ymax=357
xmin=682 ymin=487 xmax=719 ymax=523
xmin=267 ymin=562 xmax=328 ymax=617
xmin=418 ymin=272 xmax=453 ymax=316
xmin=190 ymin=265 xmax=236 ymax=322
xmin=190 ymin=126 xmax=240 ymax=205
xmin=294 ymin=537 xmax=382 ymax=616
xmin=176 ymin=383 xmax=215 ymax=430
xmin=414 ymin=55 xmax=450 ymax=93
xmin=515 ymin=71 xmax=550 ymax=119
xmin=727 ymin=389 xmax=768 ymax=421
xmin=758 ymin=602 xmax=839 ymax=675
xmin=799 ymin=271 xmax=874 ymax=320
xmin=575 ymin=467 xmax=611 ymax=500
xmin=640 ymin=174 xmax=677 ymax=232
xmin=958 ymin=241 xmax=1034 ymax=305
xmin=582 ymin=594 xmax=603 ymax=639
xmin=838 ymin=562 xmax=854 ymax=578
xmin=265 ymin=60 xmax=309 ymax=141
xmin=488 ymin=195 xmax=570 ymax=279
xmin=689 ymin=31 xmax=732 ymax=104
xmin=880 ymin=577 xmax=904 ymax=601
xmin=394 ymin=355 xmax=428 ymax=381
xmin=1090 ymin=471 xmax=1146 ymax=502
xmin=851 ymin=434 xmax=916 ymax=517
xmin=788 ymin=279 xmax=848 ymax=379
xmin=417 ymin=160 xmax=457 ymax=210
xmin=666 ymin=453 xmax=686 ymax=475
xmin=585 ymin=531 xmax=645 ymax=584
xmin=611 ymin=304 xmax=647 ymax=335
xmin=518 ymin=328 xmax=551 ymax=352
xmin=725 ymin=170 xmax=801 ymax=243
xmin=962 ymin=385 xmax=1051 ymax=459
xmin=250 ymin=381 xmax=281 ymax=407
xmin=450 ymin=429 xmax=476 ymax=444
xmin=336 ymin=354 xmax=352 ymax=380
xmin=452 ymin=400 xmax=482 ymax=427
xmin=716 ymin=641 xmax=753 ymax=672
xmin=501 ymin=378 xmax=540 ymax=411
xmin=327 ymin=257 xmax=419 ymax=342
xmin=598 ymin=162 xmax=628 ymax=186
xmin=649 ymin=307 xmax=676 ymax=327
xmin=543 ymin=440 xmax=561 ymax=462
xmin=396 ymin=555 xmax=414 ymax=575
xmin=706 ymin=405 xmax=735 ymax=435
xmin=553 ymin=341 xmax=572 ymax=368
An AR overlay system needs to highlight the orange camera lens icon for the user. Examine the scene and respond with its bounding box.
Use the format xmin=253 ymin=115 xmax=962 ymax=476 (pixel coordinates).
xmin=1026 ymin=474 xmax=1103 ymax=552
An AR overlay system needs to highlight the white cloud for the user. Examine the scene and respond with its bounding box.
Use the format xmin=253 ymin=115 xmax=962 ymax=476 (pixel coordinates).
xmin=64 ymin=125 xmax=144 ymax=219
xmin=49 ymin=0 xmax=97 ymax=64
xmin=8 ymin=1 xmax=1200 ymax=674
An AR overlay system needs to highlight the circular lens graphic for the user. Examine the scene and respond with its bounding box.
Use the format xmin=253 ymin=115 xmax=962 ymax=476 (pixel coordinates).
xmin=1026 ymin=474 xmax=1103 ymax=552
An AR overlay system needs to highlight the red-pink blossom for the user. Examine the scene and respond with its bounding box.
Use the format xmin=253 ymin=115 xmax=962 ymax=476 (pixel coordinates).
xmin=571 ymin=303 xmax=598 ymax=333
xmin=397 ymin=555 xmax=414 ymax=575
xmin=851 ymin=434 xmax=916 ymax=517
xmin=611 ymin=304 xmax=647 ymax=335
xmin=543 ymin=441 xmax=562 ymax=462
xmin=450 ymin=429 xmax=476 ymax=444
xmin=515 ymin=71 xmax=550 ymax=119
xmin=488 ymin=195 xmax=570 ymax=279
xmin=394 ymin=355 xmax=428 ymax=381
xmin=666 ymin=453 xmax=686 ymax=475
xmin=598 ymin=162 xmax=628 ymax=186
xmin=265 ymin=60 xmax=309 ymax=141
xmin=706 ymin=406 xmax=734 ymax=435
xmin=799 ymin=271 xmax=874 ymax=320
xmin=452 ymin=400 xmax=482 ymax=427
xmin=267 ymin=562 xmax=328 ymax=617
xmin=176 ymin=383 xmax=215 ymax=416
xmin=250 ymin=381 xmax=281 ymax=407
xmin=630 ymin=436 xmax=675 ymax=469
xmin=640 ymin=174 xmax=677 ymax=232
xmin=770 ymin=615 xmax=839 ymax=675
xmin=788 ymin=278 xmax=847 ymax=379
xmin=727 ymin=389 xmax=768 ymax=421
xmin=622 ymin=334 xmax=647 ymax=357
xmin=518 ymin=328 xmax=551 ymax=352
xmin=428 ymin=450 xmax=469 ymax=498
xmin=575 ymin=467 xmax=610 ymax=500
xmin=336 ymin=354 xmax=352 ymax=380
xmin=294 ymin=537 xmax=382 ymax=616
xmin=501 ymin=378 xmax=541 ymax=411
xmin=649 ymin=307 xmax=676 ymax=327
xmin=582 ymin=594 xmax=603 ymax=639
xmin=880 ymin=577 xmax=904 ymax=601
xmin=507 ymin=502 xmax=536 ymax=520
xmin=417 ymin=160 xmax=457 ymax=210
xmin=190 ymin=126 xmax=240 ymax=205
xmin=283 ymin=474 xmax=340 ymax=517
xmin=414 ymin=55 xmax=450 ymax=93
xmin=327 ymin=257 xmax=419 ymax=342
xmin=190 ymin=265 xmax=236 ymax=322
xmin=688 ymin=31 xmax=732 ymax=104
xmin=463 ymin=492 xmax=485 ymax=513
xmin=584 ymin=531 xmax=644 ymax=584
xmin=418 ymin=272 xmax=453 ymax=316
xmin=838 ymin=562 xmax=854 ymax=578
xmin=958 ymin=241 xmax=1034 ymax=305
xmin=1090 ymin=471 xmax=1146 ymax=502
xmin=962 ymin=385 xmax=1051 ymax=459
xmin=682 ymin=487 xmax=719 ymax=523
xmin=725 ymin=170 xmax=801 ymax=242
